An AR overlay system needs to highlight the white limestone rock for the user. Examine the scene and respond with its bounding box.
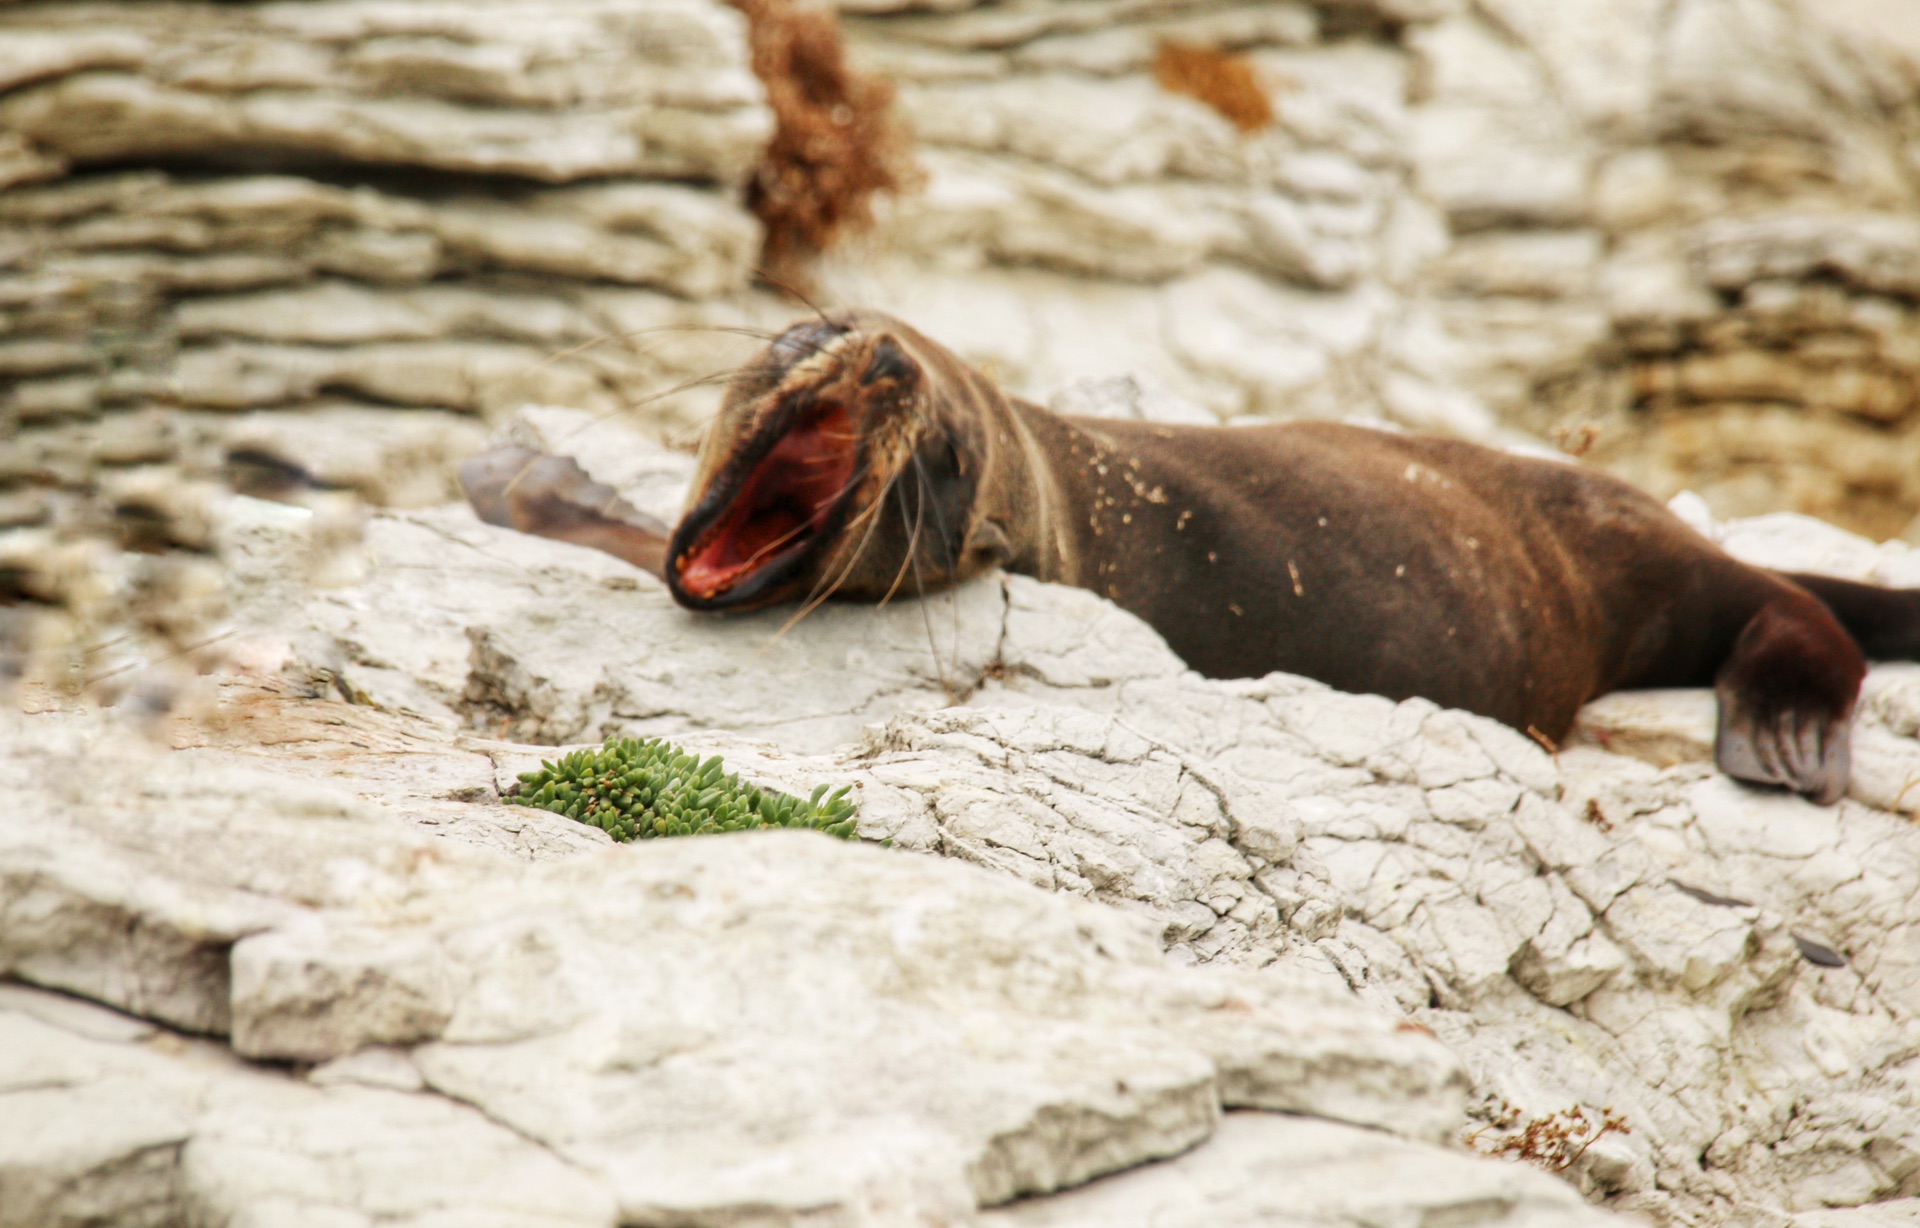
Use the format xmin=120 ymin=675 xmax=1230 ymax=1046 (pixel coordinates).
xmin=684 ymin=510 xmax=1920 ymax=1217
xmin=0 ymin=0 xmax=766 ymax=549
xmin=1691 ymin=213 xmax=1920 ymax=302
xmin=493 ymin=402 xmax=698 ymax=526
xmin=1472 ymin=0 xmax=1664 ymax=134
xmin=235 ymin=832 xmax=1463 ymax=1217
xmin=1406 ymin=17 xmax=1594 ymax=230
xmin=1398 ymin=0 xmax=1920 ymax=532
xmin=174 ymin=281 xmax=601 ymax=348
xmin=223 ymin=403 xmax=493 ymax=508
xmin=0 ymin=2 xmax=769 ymax=185
xmin=0 ymin=983 xmax=618 ymax=1228
xmin=981 ymin=1112 xmax=1618 ymax=1228
xmin=1655 ymin=0 xmax=1844 ymax=143
xmin=883 ymin=148 xmax=1229 ymax=282
xmin=0 ymin=707 xmax=1470 ymax=1227
xmin=304 ymin=502 xmax=1012 ymax=752
xmin=868 ymin=17 xmax=1408 ymax=296
xmin=14 ymin=469 xmax=1920 ymax=1224
xmin=0 ymin=720 xmax=499 ymax=1033
xmin=7 ymin=172 xmax=758 ymax=302
xmin=1798 ymin=1203 xmax=1920 ymax=1228
xmin=1425 ymin=231 xmax=1605 ymax=301
xmin=9 ymin=0 xmax=1920 ymax=1219
xmin=167 ymin=339 xmax=624 ymax=416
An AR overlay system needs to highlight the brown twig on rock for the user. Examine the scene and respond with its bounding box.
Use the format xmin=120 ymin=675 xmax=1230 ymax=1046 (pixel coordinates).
xmin=1153 ymin=40 xmax=1276 ymax=133
xmin=730 ymin=0 xmax=916 ymax=287
xmin=1466 ymin=1100 xmax=1633 ymax=1173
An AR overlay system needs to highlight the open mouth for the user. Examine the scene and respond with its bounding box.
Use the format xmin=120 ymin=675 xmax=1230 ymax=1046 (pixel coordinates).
xmin=673 ymin=397 xmax=861 ymax=603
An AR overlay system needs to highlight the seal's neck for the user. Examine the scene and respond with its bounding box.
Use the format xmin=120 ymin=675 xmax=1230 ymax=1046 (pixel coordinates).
xmin=988 ymin=399 xmax=1108 ymax=588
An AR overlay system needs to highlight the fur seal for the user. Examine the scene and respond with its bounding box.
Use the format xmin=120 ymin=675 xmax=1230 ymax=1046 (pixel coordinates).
xmin=481 ymin=309 xmax=1920 ymax=804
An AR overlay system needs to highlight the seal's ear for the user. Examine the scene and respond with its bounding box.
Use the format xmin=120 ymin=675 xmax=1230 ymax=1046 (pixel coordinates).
xmin=861 ymin=335 xmax=919 ymax=390
xmin=966 ymin=518 xmax=1014 ymax=571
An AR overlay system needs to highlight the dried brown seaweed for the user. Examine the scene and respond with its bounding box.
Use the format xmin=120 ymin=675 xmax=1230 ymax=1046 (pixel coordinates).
xmin=732 ymin=0 xmax=916 ymax=285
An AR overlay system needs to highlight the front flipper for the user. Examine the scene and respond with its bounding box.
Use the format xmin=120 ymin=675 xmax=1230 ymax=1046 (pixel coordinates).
xmin=1713 ymin=594 xmax=1866 ymax=805
xmin=460 ymin=446 xmax=671 ymax=579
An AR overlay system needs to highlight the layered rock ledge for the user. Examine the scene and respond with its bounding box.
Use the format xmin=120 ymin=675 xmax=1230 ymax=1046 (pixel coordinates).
xmin=9 ymin=0 xmax=1920 ymax=743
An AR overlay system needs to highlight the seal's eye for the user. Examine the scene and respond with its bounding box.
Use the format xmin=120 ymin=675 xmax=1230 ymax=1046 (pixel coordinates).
xmin=676 ymin=397 xmax=859 ymax=600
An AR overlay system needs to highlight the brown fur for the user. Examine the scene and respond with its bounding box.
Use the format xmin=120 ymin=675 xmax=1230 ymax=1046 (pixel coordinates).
xmin=663 ymin=310 xmax=1920 ymax=804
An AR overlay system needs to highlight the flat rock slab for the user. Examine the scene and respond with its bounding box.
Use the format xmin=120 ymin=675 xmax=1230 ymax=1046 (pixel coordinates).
xmin=15 ymin=472 xmax=1920 ymax=1224
xmin=0 ymin=704 xmax=1468 ymax=1226
xmin=242 ymin=832 xmax=1461 ymax=1218
xmin=0 ymin=2 xmax=769 ymax=184
xmin=0 ymin=983 xmax=616 ymax=1228
xmin=982 ymin=1111 xmax=1618 ymax=1228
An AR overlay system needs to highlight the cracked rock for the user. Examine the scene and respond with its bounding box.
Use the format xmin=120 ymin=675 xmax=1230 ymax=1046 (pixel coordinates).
xmin=0 ymin=706 xmax=1468 ymax=1226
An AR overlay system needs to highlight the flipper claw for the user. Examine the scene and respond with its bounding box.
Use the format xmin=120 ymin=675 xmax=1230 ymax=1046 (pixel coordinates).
xmin=1713 ymin=594 xmax=1862 ymax=805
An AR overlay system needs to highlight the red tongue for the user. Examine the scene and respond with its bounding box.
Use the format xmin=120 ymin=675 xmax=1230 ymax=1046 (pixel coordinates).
xmin=677 ymin=400 xmax=857 ymax=600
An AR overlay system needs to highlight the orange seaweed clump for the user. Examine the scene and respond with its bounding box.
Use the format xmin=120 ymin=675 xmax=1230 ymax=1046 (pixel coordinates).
xmin=730 ymin=0 xmax=916 ymax=284
xmin=1152 ymin=40 xmax=1276 ymax=134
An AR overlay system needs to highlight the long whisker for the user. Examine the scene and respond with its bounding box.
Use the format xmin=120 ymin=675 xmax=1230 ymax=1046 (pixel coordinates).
xmin=732 ymin=519 xmax=815 ymax=572
xmin=783 ymin=498 xmax=887 ymax=626
xmin=910 ymin=449 xmax=966 ymax=690
xmin=876 ymin=473 xmax=925 ymax=608
xmin=900 ymin=478 xmax=953 ymax=700
xmin=753 ymin=265 xmax=835 ymax=324
xmin=84 ymin=628 xmax=236 ymax=688
xmin=551 ymin=368 xmax=747 ymax=448
xmin=773 ymin=466 xmax=896 ymax=639
xmin=522 ymin=322 xmax=848 ymax=453
xmin=526 ymin=323 xmax=781 ymax=375
xmin=603 ymin=321 xmax=866 ymax=452
xmin=477 ymin=367 xmax=751 ymax=519
xmin=795 ymin=460 xmax=895 ymax=599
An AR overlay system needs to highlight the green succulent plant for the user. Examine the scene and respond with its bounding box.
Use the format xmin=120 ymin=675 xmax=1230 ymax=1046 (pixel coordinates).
xmin=507 ymin=735 xmax=859 ymax=842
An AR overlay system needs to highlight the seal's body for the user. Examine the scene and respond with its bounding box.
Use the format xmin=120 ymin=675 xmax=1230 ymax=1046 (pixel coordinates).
xmin=1008 ymin=415 xmax=1855 ymax=734
xmin=533 ymin=309 xmax=1920 ymax=804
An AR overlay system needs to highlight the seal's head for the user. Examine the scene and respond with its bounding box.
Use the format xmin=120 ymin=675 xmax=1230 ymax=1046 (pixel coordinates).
xmin=665 ymin=309 xmax=1017 ymax=613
